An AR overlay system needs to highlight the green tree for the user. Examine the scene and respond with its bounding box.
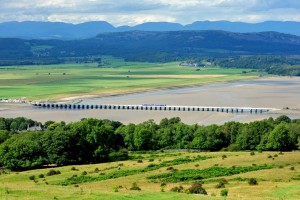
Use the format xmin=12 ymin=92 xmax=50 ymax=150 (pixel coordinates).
xmin=0 ymin=130 xmax=9 ymax=144
xmin=0 ymin=118 xmax=7 ymax=130
xmin=42 ymin=129 xmax=77 ymax=165
xmin=267 ymin=123 xmax=292 ymax=151
xmin=0 ymin=131 xmax=46 ymax=170
xmin=115 ymin=123 xmax=136 ymax=150
xmin=10 ymin=121 xmax=18 ymax=132
xmin=275 ymin=115 xmax=291 ymax=124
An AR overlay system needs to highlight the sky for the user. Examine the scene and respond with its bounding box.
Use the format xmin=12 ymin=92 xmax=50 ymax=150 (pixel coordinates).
xmin=0 ymin=0 xmax=300 ymax=26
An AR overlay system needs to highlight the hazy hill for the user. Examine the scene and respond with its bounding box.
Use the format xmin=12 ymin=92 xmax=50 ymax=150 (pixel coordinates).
xmin=1 ymin=30 xmax=300 ymax=65
xmin=0 ymin=21 xmax=300 ymax=39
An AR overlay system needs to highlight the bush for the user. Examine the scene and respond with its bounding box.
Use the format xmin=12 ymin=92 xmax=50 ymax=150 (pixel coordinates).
xmin=170 ymin=186 xmax=184 ymax=193
xmin=130 ymin=182 xmax=141 ymax=191
xmin=195 ymin=164 xmax=199 ymax=167
xmin=38 ymin=174 xmax=44 ymax=178
xmin=215 ymin=178 xmax=228 ymax=188
xmin=113 ymin=185 xmax=122 ymax=192
xmin=220 ymin=189 xmax=228 ymax=197
xmin=71 ymin=167 xmax=77 ymax=171
xmin=94 ymin=168 xmax=99 ymax=173
xmin=248 ymin=178 xmax=258 ymax=185
xmin=161 ymin=182 xmax=167 ymax=187
xmin=46 ymin=170 xmax=61 ymax=176
xmin=250 ymin=152 xmax=255 ymax=156
xmin=166 ymin=166 xmax=174 ymax=171
xmin=29 ymin=175 xmax=35 ymax=180
xmin=222 ymin=155 xmax=227 ymax=159
xmin=109 ymin=149 xmax=129 ymax=161
xmin=81 ymin=171 xmax=87 ymax=176
xmin=187 ymin=183 xmax=207 ymax=195
xmin=149 ymin=159 xmax=154 ymax=162
xmin=137 ymin=160 xmax=143 ymax=163
xmin=290 ymin=166 xmax=295 ymax=171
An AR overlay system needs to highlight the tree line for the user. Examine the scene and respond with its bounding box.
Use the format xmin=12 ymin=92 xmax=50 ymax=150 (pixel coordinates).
xmin=0 ymin=116 xmax=299 ymax=170
xmin=214 ymin=56 xmax=300 ymax=76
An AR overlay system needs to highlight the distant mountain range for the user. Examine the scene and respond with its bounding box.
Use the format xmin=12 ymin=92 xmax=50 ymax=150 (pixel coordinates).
xmin=0 ymin=21 xmax=300 ymax=39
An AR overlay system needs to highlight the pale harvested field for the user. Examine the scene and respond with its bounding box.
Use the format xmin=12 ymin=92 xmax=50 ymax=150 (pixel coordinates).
xmin=104 ymin=74 xmax=227 ymax=79
xmin=1 ymin=76 xmax=300 ymax=124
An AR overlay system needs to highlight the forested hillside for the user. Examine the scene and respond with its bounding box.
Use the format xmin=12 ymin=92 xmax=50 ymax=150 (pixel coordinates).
xmin=1 ymin=30 xmax=300 ymax=75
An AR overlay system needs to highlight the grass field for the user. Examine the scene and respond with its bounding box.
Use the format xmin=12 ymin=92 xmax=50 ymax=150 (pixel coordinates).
xmin=0 ymin=151 xmax=299 ymax=200
xmin=0 ymin=60 xmax=261 ymax=100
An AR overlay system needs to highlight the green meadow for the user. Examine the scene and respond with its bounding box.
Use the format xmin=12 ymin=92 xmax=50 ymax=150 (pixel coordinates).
xmin=0 ymin=151 xmax=299 ymax=200
xmin=0 ymin=60 xmax=261 ymax=100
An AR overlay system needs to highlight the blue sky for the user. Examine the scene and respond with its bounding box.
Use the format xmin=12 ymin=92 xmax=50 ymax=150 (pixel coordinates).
xmin=1 ymin=0 xmax=300 ymax=25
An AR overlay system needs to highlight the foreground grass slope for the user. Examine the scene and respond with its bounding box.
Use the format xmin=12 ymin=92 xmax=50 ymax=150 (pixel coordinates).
xmin=0 ymin=60 xmax=259 ymax=100
xmin=1 ymin=151 xmax=299 ymax=200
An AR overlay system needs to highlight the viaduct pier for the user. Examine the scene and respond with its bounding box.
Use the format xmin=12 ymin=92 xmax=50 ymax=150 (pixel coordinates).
xmin=32 ymin=103 xmax=276 ymax=114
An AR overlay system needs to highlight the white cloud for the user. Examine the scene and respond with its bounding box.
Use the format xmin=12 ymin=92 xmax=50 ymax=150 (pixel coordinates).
xmin=0 ymin=0 xmax=299 ymax=25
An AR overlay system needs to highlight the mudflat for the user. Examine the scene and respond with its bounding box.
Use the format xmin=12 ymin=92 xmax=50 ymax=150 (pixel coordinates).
xmin=1 ymin=76 xmax=300 ymax=124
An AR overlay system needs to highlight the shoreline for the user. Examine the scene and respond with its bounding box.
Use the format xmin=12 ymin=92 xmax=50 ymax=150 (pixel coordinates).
xmin=58 ymin=75 xmax=263 ymax=103
xmin=1 ymin=75 xmax=300 ymax=125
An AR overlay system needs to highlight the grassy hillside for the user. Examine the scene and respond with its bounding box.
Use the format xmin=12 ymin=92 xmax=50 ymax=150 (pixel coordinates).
xmin=0 ymin=151 xmax=299 ymax=200
xmin=0 ymin=61 xmax=259 ymax=100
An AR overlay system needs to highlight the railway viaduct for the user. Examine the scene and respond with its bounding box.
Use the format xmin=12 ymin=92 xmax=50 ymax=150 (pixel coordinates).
xmin=32 ymin=103 xmax=275 ymax=114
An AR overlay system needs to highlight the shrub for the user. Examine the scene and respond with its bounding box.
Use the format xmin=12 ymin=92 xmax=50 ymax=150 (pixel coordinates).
xmin=290 ymin=166 xmax=295 ymax=171
xmin=274 ymin=154 xmax=278 ymax=157
xmin=220 ymin=189 xmax=228 ymax=197
xmin=94 ymin=168 xmax=99 ymax=173
xmin=161 ymin=182 xmax=167 ymax=187
xmin=46 ymin=170 xmax=61 ymax=176
xmin=38 ymin=174 xmax=44 ymax=178
xmin=4 ymin=187 xmax=9 ymax=194
xmin=250 ymin=152 xmax=255 ymax=156
xmin=109 ymin=149 xmax=129 ymax=161
xmin=279 ymin=151 xmax=284 ymax=155
xmin=29 ymin=175 xmax=35 ymax=180
xmin=222 ymin=155 xmax=227 ymax=159
xmin=147 ymin=163 xmax=156 ymax=168
xmin=149 ymin=159 xmax=154 ymax=162
xmin=215 ymin=178 xmax=228 ymax=188
xmin=81 ymin=171 xmax=87 ymax=176
xmin=137 ymin=160 xmax=143 ymax=163
xmin=187 ymin=183 xmax=207 ymax=195
xmin=278 ymin=165 xmax=284 ymax=169
xmin=113 ymin=185 xmax=122 ymax=192
xmin=130 ymin=182 xmax=141 ymax=191
xmin=166 ymin=166 xmax=174 ymax=171
xmin=71 ymin=167 xmax=77 ymax=171
xmin=170 ymin=186 xmax=184 ymax=193
xmin=267 ymin=155 xmax=272 ymax=158
xmin=195 ymin=164 xmax=199 ymax=167
xmin=248 ymin=178 xmax=258 ymax=185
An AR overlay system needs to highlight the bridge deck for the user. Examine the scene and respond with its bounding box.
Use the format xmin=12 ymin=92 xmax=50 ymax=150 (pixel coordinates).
xmin=32 ymin=103 xmax=276 ymax=114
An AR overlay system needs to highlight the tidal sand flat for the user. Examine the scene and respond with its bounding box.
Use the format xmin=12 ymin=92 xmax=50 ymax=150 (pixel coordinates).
xmin=1 ymin=76 xmax=300 ymax=124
